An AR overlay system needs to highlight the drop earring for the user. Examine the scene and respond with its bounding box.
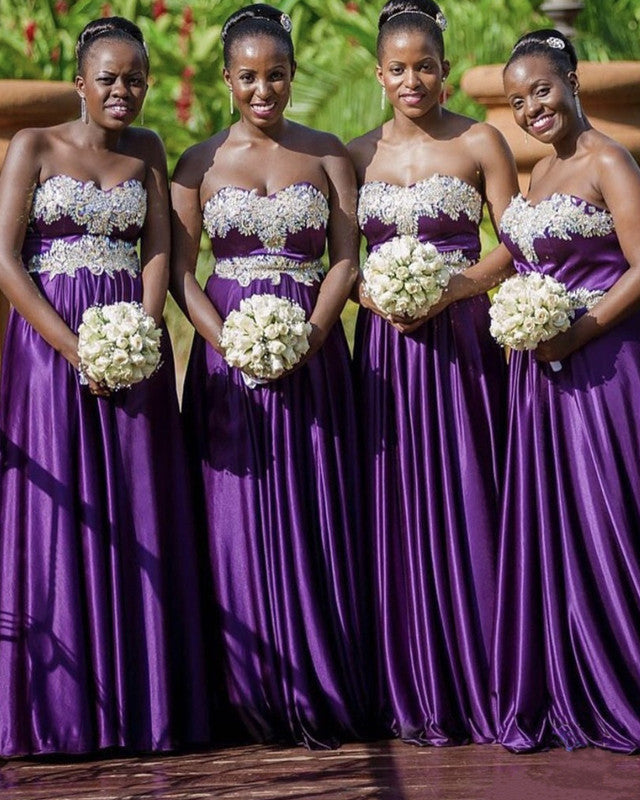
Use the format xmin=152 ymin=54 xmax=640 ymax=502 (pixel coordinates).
xmin=380 ymin=86 xmax=386 ymax=111
xmin=289 ymin=88 xmax=293 ymax=108
xmin=81 ymin=96 xmax=88 ymax=124
xmin=229 ymin=87 xmax=234 ymax=115
xmin=574 ymin=92 xmax=583 ymax=120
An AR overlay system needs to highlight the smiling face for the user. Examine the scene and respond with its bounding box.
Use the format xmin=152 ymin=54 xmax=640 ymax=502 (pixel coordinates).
xmin=503 ymin=54 xmax=580 ymax=146
xmin=75 ymin=38 xmax=148 ymax=129
xmin=224 ymin=34 xmax=295 ymax=130
xmin=377 ymin=29 xmax=449 ymax=120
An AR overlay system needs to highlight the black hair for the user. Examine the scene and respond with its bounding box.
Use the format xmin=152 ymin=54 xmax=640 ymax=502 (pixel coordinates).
xmin=76 ymin=16 xmax=149 ymax=75
xmin=504 ymin=28 xmax=578 ymax=78
xmin=377 ymin=0 xmax=446 ymax=61
xmin=222 ymin=3 xmax=294 ymax=68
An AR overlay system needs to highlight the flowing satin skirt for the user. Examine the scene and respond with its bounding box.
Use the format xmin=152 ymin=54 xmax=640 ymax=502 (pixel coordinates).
xmin=0 ymin=269 xmax=209 ymax=756
xmin=493 ymin=311 xmax=640 ymax=753
xmin=353 ymin=295 xmax=506 ymax=745
xmin=182 ymin=273 xmax=371 ymax=749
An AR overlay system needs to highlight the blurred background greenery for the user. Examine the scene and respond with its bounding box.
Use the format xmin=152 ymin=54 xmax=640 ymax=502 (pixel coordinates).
xmin=1 ymin=0 xmax=638 ymax=376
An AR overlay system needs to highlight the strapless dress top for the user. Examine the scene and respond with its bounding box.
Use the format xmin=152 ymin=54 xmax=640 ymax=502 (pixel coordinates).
xmin=23 ymin=175 xmax=147 ymax=279
xmin=500 ymin=193 xmax=625 ymax=293
xmin=358 ymin=174 xmax=483 ymax=272
xmin=203 ymin=182 xmax=329 ymax=286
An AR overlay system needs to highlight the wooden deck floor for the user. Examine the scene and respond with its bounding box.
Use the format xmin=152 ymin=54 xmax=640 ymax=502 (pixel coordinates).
xmin=1 ymin=740 xmax=638 ymax=800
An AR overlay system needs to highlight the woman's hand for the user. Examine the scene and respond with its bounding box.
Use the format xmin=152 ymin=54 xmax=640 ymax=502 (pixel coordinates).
xmin=534 ymin=327 xmax=579 ymax=364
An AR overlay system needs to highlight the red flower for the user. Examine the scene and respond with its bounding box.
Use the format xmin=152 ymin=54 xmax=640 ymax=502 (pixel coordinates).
xmin=54 ymin=0 xmax=69 ymax=14
xmin=175 ymin=83 xmax=193 ymax=123
xmin=179 ymin=5 xmax=194 ymax=50
xmin=345 ymin=1 xmax=359 ymax=12
xmin=51 ymin=46 xmax=61 ymax=63
xmin=24 ymin=20 xmax=37 ymax=44
xmin=152 ymin=0 xmax=168 ymax=20
xmin=100 ymin=3 xmax=112 ymax=17
xmin=182 ymin=66 xmax=196 ymax=80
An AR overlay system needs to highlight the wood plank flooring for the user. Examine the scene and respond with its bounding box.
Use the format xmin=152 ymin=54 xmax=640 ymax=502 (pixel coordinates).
xmin=1 ymin=740 xmax=638 ymax=800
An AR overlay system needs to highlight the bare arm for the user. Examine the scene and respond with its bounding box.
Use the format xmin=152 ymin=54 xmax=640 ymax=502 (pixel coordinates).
xmin=535 ymin=144 xmax=640 ymax=363
xmin=395 ymin=124 xmax=518 ymax=333
xmin=0 ymin=130 xmax=79 ymax=367
xmin=139 ymin=132 xmax=170 ymax=324
xmin=306 ymin=141 xmax=360 ymax=354
xmin=170 ymin=154 xmax=224 ymax=354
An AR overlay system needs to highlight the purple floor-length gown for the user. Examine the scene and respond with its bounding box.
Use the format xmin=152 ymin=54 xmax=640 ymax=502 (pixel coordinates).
xmin=354 ymin=176 xmax=506 ymax=744
xmin=182 ymin=182 xmax=370 ymax=749
xmin=0 ymin=175 xmax=209 ymax=756
xmin=494 ymin=193 xmax=640 ymax=753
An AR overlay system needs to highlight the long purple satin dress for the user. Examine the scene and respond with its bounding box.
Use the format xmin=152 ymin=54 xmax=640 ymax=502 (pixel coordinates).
xmin=354 ymin=176 xmax=506 ymax=744
xmin=182 ymin=182 xmax=370 ymax=749
xmin=0 ymin=175 xmax=209 ymax=756
xmin=493 ymin=193 xmax=640 ymax=753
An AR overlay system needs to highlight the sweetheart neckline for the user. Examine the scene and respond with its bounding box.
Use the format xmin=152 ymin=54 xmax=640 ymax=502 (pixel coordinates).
xmin=204 ymin=181 xmax=328 ymax=206
xmin=37 ymin=174 xmax=145 ymax=193
xmin=359 ymin=174 xmax=482 ymax=199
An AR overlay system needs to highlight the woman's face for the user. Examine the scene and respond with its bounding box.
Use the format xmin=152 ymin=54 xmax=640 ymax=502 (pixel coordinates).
xmin=76 ymin=38 xmax=148 ymax=129
xmin=503 ymin=54 xmax=579 ymax=145
xmin=224 ymin=34 xmax=295 ymax=129
xmin=377 ymin=29 xmax=449 ymax=119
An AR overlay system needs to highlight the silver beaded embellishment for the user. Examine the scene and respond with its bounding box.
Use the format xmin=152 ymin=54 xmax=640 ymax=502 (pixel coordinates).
xmin=27 ymin=235 xmax=140 ymax=279
xmin=215 ymin=255 xmax=324 ymax=287
xmin=501 ymin=194 xmax=614 ymax=265
xmin=30 ymin=175 xmax=146 ymax=235
xmin=358 ymin=176 xmax=483 ymax=237
xmin=203 ymin=183 xmax=328 ymax=253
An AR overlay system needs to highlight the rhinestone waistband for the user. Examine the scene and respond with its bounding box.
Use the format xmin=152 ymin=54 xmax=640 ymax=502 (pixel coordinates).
xmin=27 ymin=235 xmax=140 ymax=279
xmin=214 ymin=255 xmax=325 ymax=287
xmin=567 ymin=286 xmax=606 ymax=309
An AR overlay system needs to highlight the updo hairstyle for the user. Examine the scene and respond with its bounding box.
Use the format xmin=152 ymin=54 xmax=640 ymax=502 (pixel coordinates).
xmin=504 ymin=28 xmax=578 ymax=78
xmin=221 ymin=3 xmax=295 ymax=68
xmin=377 ymin=0 xmax=447 ymax=61
xmin=76 ymin=16 xmax=149 ymax=75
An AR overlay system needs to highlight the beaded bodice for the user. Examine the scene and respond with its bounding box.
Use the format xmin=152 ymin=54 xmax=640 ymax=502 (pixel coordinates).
xmin=23 ymin=175 xmax=146 ymax=279
xmin=202 ymin=182 xmax=328 ymax=286
xmin=500 ymin=194 xmax=626 ymax=292
xmin=358 ymin=175 xmax=483 ymax=271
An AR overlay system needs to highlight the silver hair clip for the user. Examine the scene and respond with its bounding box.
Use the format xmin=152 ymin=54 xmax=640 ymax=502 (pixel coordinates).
xmin=385 ymin=9 xmax=448 ymax=31
xmin=279 ymin=13 xmax=292 ymax=33
xmin=546 ymin=36 xmax=565 ymax=49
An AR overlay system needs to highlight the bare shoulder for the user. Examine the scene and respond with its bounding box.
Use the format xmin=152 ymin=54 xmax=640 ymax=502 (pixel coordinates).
xmin=287 ymin=121 xmax=349 ymax=159
xmin=588 ymin=129 xmax=639 ymax=174
xmin=172 ymin=131 xmax=227 ymax=187
xmin=346 ymin=127 xmax=383 ymax=174
xmin=6 ymin=125 xmax=53 ymax=160
xmin=123 ymin=126 xmax=166 ymax=160
xmin=457 ymin=118 xmax=510 ymax=152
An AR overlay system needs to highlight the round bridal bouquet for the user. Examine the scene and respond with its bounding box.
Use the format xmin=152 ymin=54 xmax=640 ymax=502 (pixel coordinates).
xmin=220 ymin=294 xmax=312 ymax=383
xmin=489 ymin=273 xmax=574 ymax=370
xmin=362 ymin=235 xmax=450 ymax=318
xmin=77 ymin=302 xmax=163 ymax=390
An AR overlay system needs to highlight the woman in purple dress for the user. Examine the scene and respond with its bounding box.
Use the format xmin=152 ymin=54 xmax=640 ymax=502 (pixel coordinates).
xmin=170 ymin=4 xmax=369 ymax=748
xmin=347 ymin=0 xmax=517 ymax=745
xmin=0 ymin=18 xmax=208 ymax=756
xmin=489 ymin=29 xmax=640 ymax=753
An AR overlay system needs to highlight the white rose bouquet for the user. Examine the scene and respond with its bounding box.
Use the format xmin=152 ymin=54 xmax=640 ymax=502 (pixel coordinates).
xmin=220 ymin=294 xmax=312 ymax=384
xmin=489 ymin=272 xmax=575 ymax=371
xmin=362 ymin=235 xmax=450 ymax=318
xmin=77 ymin=301 xmax=163 ymax=390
